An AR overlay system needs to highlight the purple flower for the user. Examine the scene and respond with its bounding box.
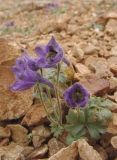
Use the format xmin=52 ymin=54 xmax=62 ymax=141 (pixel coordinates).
xmin=64 ymin=83 xmax=90 ymax=108
xmin=5 ymin=20 xmax=14 ymax=27
xmin=11 ymin=56 xmax=53 ymax=91
xmin=35 ymin=36 xmax=69 ymax=68
xmin=11 ymin=68 xmax=53 ymax=91
xmin=23 ymin=53 xmax=39 ymax=71
xmin=46 ymin=2 xmax=59 ymax=11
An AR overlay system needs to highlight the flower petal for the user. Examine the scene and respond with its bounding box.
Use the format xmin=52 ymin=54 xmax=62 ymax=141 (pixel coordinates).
xmin=11 ymin=80 xmax=34 ymax=91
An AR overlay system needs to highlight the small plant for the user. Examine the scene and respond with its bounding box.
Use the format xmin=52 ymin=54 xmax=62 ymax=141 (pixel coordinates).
xmin=11 ymin=36 xmax=113 ymax=145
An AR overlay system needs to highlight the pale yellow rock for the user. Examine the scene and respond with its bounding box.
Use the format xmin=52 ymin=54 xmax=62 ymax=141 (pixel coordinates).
xmin=75 ymin=63 xmax=91 ymax=75
xmin=0 ymin=143 xmax=24 ymax=160
xmin=105 ymin=19 xmax=117 ymax=34
xmin=111 ymin=136 xmax=117 ymax=149
xmin=72 ymin=44 xmax=84 ymax=60
xmin=32 ymin=125 xmax=51 ymax=148
xmin=8 ymin=124 xmax=29 ymax=146
xmin=113 ymin=113 xmax=117 ymax=126
xmin=0 ymin=127 xmax=11 ymax=138
xmin=48 ymin=138 xmax=66 ymax=156
xmin=78 ymin=139 xmax=102 ymax=160
xmin=48 ymin=141 xmax=78 ymax=160
xmin=0 ymin=66 xmax=33 ymax=121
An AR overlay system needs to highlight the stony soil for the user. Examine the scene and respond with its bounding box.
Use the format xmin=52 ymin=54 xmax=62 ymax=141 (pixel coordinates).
xmin=0 ymin=0 xmax=117 ymax=159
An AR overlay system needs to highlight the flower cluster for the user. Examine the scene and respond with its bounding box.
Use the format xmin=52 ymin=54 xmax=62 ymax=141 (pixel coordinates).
xmin=11 ymin=36 xmax=112 ymax=145
xmin=11 ymin=36 xmax=67 ymax=91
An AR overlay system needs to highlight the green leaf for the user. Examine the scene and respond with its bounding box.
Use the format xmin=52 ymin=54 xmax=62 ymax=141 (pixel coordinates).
xmin=98 ymin=108 xmax=112 ymax=121
xmin=87 ymin=124 xmax=100 ymax=139
xmin=75 ymin=128 xmax=86 ymax=139
xmin=87 ymin=123 xmax=106 ymax=139
xmin=66 ymin=134 xmax=75 ymax=145
xmin=50 ymin=123 xmax=64 ymax=138
xmin=66 ymin=109 xmax=78 ymax=124
xmin=65 ymin=124 xmax=84 ymax=136
xmin=66 ymin=128 xmax=86 ymax=145
xmin=78 ymin=110 xmax=85 ymax=123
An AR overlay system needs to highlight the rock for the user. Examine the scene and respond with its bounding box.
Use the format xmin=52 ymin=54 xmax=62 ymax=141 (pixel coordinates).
xmin=21 ymin=146 xmax=34 ymax=158
xmin=109 ymin=77 xmax=117 ymax=91
xmin=83 ymin=44 xmax=98 ymax=55
xmin=107 ymin=57 xmax=117 ymax=67
xmin=0 ymin=38 xmax=20 ymax=65
xmin=49 ymin=140 xmax=78 ymax=160
xmin=105 ymin=19 xmax=117 ymax=34
xmin=0 ymin=127 xmax=11 ymax=138
xmin=111 ymin=136 xmax=117 ymax=149
xmin=78 ymin=139 xmax=102 ymax=160
xmin=95 ymin=146 xmax=108 ymax=160
xmin=0 ymin=143 xmax=24 ymax=160
xmin=32 ymin=125 xmax=51 ymax=148
xmin=107 ymin=114 xmax=117 ymax=134
xmin=85 ymin=56 xmax=110 ymax=77
xmin=0 ymin=138 xmax=9 ymax=147
xmin=75 ymin=63 xmax=91 ymax=75
xmin=110 ymin=64 xmax=117 ymax=76
xmin=110 ymin=46 xmax=117 ymax=56
xmin=79 ymin=74 xmax=110 ymax=96
xmin=112 ymin=113 xmax=117 ymax=126
xmin=110 ymin=102 xmax=117 ymax=113
xmin=26 ymin=144 xmax=48 ymax=160
xmin=48 ymin=138 xmax=66 ymax=156
xmin=21 ymin=104 xmax=47 ymax=126
xmin=109 ymin=92 xmax=117 ymax=103
xmin=107 ymin=121 xmax=117 ymax=134
xmin=67 ymin=24 xmax=78 ymax=35
xmin=0 ymin=66 xmax=32 ymax=120
xmin=72 ymin=44 xmax=84 ymax=60
xmin=100 ymin=133 xmax=112 ymax=148
xmin=8 ymin=124 xmax=29 ymax=146
xmin=102 ymin=11 xmax=117 ymax=20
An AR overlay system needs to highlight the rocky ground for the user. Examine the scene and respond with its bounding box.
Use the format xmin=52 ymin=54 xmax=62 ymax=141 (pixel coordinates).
xmin=0 ymin=0 xmax=117 ymax=159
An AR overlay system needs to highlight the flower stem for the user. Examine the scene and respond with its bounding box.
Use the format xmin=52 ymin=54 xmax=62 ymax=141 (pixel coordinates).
xmin=37 ymin=83 xmax=57 ymax=124
xmin=46 ymin=87 xmax=60 ymax=121
xmin=55 ymin=63 xmax=62 ymax=124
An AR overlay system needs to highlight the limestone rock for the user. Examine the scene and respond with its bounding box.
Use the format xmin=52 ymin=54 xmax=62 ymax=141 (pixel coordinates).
xmin=72 ymin=44 xmax=84 ymax=60
xmin=0 ymin=127 xmax=11 ymax=138
xmin=111 ymin=136 xmax=117 ymax=149
xmin=78 ymin=139 xmax=102 ymax=160
xmin=79 ymin=74 xmax=110 ymax=96
xmin=0 ymin=138 xmax=9 ymax=147
xmin=75 ymin=63 xmax=91 ymax=75
xmin=0 ymin=38 xmax=20 ymax=65
xmin=110 ymin=46 xmax=117 ymax=56
xmin=0 ymin=66 xmax=32 ymax=120
xmin=21 ymin=104 xmax=47 ymax=126
xmin=83 ymin=44 xmax=98 ymax=55
xmin=48 ymin=138 xmax=66 ymax=156
xmin=49 ymin=140 xmax=78 ymax=160
xmin=107 ymin=57 xmax=117 ymax=67
xmin=0 ymin=143 xmax=24 ymax=160
xmin=107 ymin=113 xmax=117 ymax=134
xmin=8 ymin=125 xmax=29 ymax=146
xmin=110 ymin=64 xmax=117 ymax=76
xmin=26 ymin=144 xmax=48 ymax=160
xmin=85 ymin=56 xmax=110 ymax=77
xmin=32 ymin=125 xmax=51 ymax=148
xmin=105 ymin=19 xmax=117 ymax=34
xmin=109 ymin=77 xmax=117 ymax=91
xmin=95 ymin=146 xmax=108 ymax=160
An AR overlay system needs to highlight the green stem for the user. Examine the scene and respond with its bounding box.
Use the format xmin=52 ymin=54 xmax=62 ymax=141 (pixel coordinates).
xmin=55 ymin=63 xmax=62 ymax=124
xmin=37 ymin=83 xmax=57 ymax=124
xmin=46 ymin=87 xmax=60 ymax=121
